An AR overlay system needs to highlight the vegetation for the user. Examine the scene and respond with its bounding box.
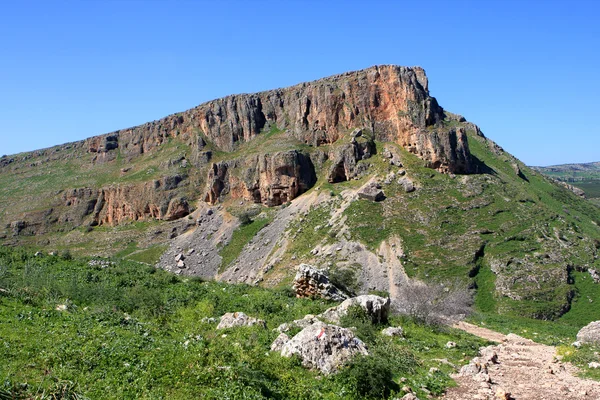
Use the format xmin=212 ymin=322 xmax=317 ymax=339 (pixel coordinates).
xmin=0 ymin=247 xmax=490 ymax=399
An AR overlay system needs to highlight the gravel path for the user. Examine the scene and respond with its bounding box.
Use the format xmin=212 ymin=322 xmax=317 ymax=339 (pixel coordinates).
xmin=443 ymin=322 xmax=600 ymax=399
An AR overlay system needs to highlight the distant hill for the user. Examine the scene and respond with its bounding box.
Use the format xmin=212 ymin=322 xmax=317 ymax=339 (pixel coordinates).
xmin=532 ymin=162 xmax=600 ymax=204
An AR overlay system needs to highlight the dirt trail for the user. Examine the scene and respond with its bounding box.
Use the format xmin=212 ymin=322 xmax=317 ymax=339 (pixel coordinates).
xmin=443 ymin=322 xmax=600 ymax=399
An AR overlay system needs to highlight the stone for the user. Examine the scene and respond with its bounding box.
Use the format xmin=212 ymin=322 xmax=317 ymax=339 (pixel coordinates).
xmin=216 ymin=312 xmax=266 ymax=330
xmin=382 ymin=327 xmax=404 ymax=337
xmin=319 ymin=295 xmax=390 ymax=324
xmin=176 ymin=260 xmax=185 ymax=268
xmin=397 ymin=176 xmax=415 ymax=192
xmin=577 ymin=321 xmax=600 ymax=344
xmin=357 ymin=179 xmax=385 ymax=202
xmin=292 ymin=264 xmax=349 ymax=301
xmin=280 ymin=321 xmax=368 ymax=374
xmin=276 ymin=315 xmax=321 ymax=333
xmin=400 ymin=394 xmax=419 ymax=400
xmin=445 ymin=341 xmax=457 ymax=348
xmin=589 ymin=361 xmax=600 ymax=369
xmin=270 ymin=333 xmax=290 ymax=352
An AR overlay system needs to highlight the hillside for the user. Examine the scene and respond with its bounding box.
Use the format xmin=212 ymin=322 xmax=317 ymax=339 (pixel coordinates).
xmin=2 ymin=65 xmax=600 ymax=322
xmin=532 ymin=162 xmax=600 ymax=206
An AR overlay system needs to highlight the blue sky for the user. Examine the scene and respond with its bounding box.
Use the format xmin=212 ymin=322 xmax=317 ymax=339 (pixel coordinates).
xmin=0 ymin=0 xmax=598 ymax=166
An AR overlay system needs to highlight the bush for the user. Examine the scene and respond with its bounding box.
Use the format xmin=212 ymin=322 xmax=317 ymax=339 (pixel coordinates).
xmin=394 ymin=280 xmax=473 ymax=325
xmin=337 ymin=354 xmax=400 ymax=399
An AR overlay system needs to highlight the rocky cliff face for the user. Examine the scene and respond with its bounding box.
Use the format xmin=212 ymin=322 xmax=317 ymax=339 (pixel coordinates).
xmin=76 ymin=65 xmax=471 ymax=174
xmin=205 ymin=150 xmax=317 ymax=206
xmin=1 ymin=65 xmax=474 ymax=236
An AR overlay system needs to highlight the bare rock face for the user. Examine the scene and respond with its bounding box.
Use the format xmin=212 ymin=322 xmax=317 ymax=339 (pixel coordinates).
xmin=216 ymin=312 xmax=266 ymax=330
xmin=292 ymin=264 xmax=349 ymax=301
xmin=205 ymin=150 xmax=317 ymax=206
xmin=577 ymin=321 xmax=600 ymax=344
xmin=280 ymin=321 xmax=369 ymax=374
xmin=327 ymin=135 xmax=375 ymax=183
xmin=319 ymin=295 xmax=391 ymax=324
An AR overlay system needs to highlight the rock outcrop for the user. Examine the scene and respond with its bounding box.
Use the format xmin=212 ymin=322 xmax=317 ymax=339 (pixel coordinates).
xmin=280 ymin=321 xmax=369 ymax=374
xmin=319 ymin=295 xmax=391 ymax=323
xmin=292 ymin=264 xmax=349 ymax=301
xmin=60 ymin=175 xmax=189 ymax=226
xmin=205 ymin=150 xmax=317 ymax=206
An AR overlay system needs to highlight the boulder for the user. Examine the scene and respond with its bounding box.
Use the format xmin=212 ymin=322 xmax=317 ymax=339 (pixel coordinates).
xmin=382 ymin=327 xmax=404 ymax=337
xmin=216 ymin=312 xmax=266 ymax=330
xmin=280 ymin=321 xmax=368 ymax=374
xmin=292 ymin=264 xmax=349 ymax=301
xmin=397 ymin=176 xmax=415 ymax=193
xmin=270 ymin=333 xmax=290 ymax=352
xmin=357 ymin=180 xmax=385 ymax=202
xmin=577 ymin=321 xmax=600 ymax=344
xmin=319 ymin=295 xmax=390 ymax=324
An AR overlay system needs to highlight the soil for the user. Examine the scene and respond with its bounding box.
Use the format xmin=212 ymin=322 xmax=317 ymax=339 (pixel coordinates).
xmin=442 ymin=322 xmax=600 ymax=399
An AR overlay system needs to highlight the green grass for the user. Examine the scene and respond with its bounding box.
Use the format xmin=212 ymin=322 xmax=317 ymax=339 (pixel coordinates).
xmin=125 ymin=244 xmax=169 ymax=265
xmin=0 ymin=247 xmax=488 ymax=399
xmin=219 ymin=213 xmax=274 ymax=273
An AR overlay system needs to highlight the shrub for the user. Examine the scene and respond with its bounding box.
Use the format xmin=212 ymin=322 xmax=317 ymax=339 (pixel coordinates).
xmin=394 ymin=280 xmax=473 ymax=325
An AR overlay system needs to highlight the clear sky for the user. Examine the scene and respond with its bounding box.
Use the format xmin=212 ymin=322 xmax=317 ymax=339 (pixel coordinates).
xmin=0 ymin=0 xmax=598 ymax=166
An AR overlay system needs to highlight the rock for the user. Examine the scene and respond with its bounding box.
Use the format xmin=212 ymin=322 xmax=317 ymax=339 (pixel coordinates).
xmin=270 ymin=333 xmax=290 ymax=352
xmin=175 ymin=253 xmax=184 ymax=262
xmin=460 ymin=362 xmax=482 ymax=376
xmin=577 ymin=321 xmax=600 ymax=344
xmin=205 ymin=150 xmax=317 ymax=206
xmin=479 ymin=346 xmax=499 ymax=364
xmin=400 ymin=394 xmax=419 ymax=400
xmin=216 ymin=312 xmax=266 ymax=329
xmin=397 ymin=176 xmax=415 ymax=193
xmin=357 ymin=179 xmax=385 ymax=202
xmin=201 ymin=317 xmax=217 ymax=324
xmin=176 ymin=260 xmax=185 ymax=268
xmin=495 ymin=389 xmax=511 ymax=400
xmin=277 ymin=315 xmax=321 ymax=333
xmin=445 ymin=341 xmax=457 ymax=348
xmin=589 ymin=269 xmax=600 ymax=283
xmin=589 ymin=361 xmax=600 ymax=369
xmin=382 ymin=327 xmax=404 ymax=337
xmin=280 ymin=321 xmax=368 ymax=374
xmin=327 ymin=140 xmax=374 ymax=183
xmin=164 ymin=197 xmax=190 ymax=220
xmin=319 ymin=295 xmax=390 ymax=324
xmin=292 ymin=264 xmax=349 ymax=301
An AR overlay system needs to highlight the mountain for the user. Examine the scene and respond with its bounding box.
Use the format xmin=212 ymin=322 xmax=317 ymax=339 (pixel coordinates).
xmin=2 ymin=65 xmax=600 ymax=320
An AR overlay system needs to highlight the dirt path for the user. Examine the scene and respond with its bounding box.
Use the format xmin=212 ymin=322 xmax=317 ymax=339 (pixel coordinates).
xmin=443 ymin=322 xmax=600 ymax=399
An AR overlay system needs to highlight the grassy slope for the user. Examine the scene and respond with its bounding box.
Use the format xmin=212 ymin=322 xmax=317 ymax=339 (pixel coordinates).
xmin=273 ymin=124 xmax=600 ymax=319
xmin=0 ymin=248 xmax=487 ymax=399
